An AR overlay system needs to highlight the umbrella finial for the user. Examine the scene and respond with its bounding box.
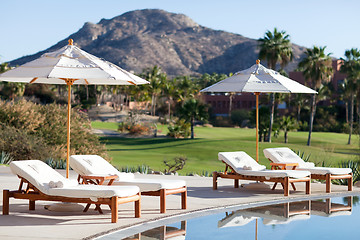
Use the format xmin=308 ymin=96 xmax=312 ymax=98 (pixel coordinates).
xmin=256 ymin=59 xmax=260 ymax=64
xmin=68 ymin=39 xmax=73 ymax=45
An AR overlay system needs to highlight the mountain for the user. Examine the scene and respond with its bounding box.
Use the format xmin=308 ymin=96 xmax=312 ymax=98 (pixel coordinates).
xmin=10 ymin=9 xmax=307 ymax=76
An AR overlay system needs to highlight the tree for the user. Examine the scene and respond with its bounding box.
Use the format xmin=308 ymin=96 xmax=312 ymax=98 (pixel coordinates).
xmin=338 ymin=79 xmax=352 ymax=123
xmin=291 ymin=94 xmax=308 ymax=122
xmin=340 ymin=48 xmax=360 ymax=145
xmin=162 ymin=78 xmax=178 ymax=120
xmin=298 ymin=46 xmax=333 ymax=146
xmin=178 ymin=98 xmax=208 ymax=139
xmin=279 ymin=116 xmax=298 ymax=143
xmin=258 ymin=28 xmax=293 ymax=143
xmin=175 ymin=76 xmax=199 ymax=102
xmin=142 ymin=66 xmax=163 ymax=116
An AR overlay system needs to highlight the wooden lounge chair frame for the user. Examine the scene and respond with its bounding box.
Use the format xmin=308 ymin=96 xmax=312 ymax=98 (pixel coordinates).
xmin=2 ymin=176 xmax=141 ymax=223
xmin=268 ymin=159 xmax=353 ymax=193
xmin=77 ymin=174 xmax=187 ymax=213
xmin=213 ymin=161 xmax=311 ymax=196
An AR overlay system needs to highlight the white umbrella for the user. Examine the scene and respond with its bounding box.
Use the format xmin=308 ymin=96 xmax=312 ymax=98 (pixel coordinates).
xmin=0 ymin=39 xmax=149 ymax=177
xmin=201 ymin=60 xmax=316 ymax=162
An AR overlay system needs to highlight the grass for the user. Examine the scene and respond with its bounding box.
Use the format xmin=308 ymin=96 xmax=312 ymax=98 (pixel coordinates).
xmin=92 ymin=121 xmax=360 ymax=175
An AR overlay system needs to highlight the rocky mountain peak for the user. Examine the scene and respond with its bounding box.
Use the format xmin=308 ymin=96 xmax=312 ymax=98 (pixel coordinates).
xmin=10 ymin=9 xmax=305 ymax=76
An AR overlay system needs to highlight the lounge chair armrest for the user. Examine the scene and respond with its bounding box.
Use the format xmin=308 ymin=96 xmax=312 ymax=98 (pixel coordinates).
xmin=270 ymin=162 xmax=298 ymax=170
xmin=81 ymin=174 xmax=118 ymax=185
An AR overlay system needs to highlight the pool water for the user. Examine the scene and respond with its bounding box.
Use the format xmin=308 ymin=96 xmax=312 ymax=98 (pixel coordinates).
xmin=119 ymin=195 xmax=359 ymax=240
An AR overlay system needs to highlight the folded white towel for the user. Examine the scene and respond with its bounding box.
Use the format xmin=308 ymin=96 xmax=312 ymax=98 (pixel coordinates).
xmin=49 ymin=181 xmax=64 ymax=188
xmin=56 ymin=181 xmax=64 ymax=188
xmin=49 ymin=181 xmax=57 ymax=188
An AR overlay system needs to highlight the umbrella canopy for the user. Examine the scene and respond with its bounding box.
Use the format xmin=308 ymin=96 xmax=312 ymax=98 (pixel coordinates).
xmin=0 ymin=39 xmax=148 ymax=85
xmin=0 ymin=39 xmax=149 ymax=177
xmin=201 ymin=60 xmax=317 ymax=94
xmin=201 ymin=60 xmax=316 ymax=162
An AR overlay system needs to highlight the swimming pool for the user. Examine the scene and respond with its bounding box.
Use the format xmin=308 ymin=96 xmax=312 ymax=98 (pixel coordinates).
xmin=102 ymin=195 xmax=359 ymax=239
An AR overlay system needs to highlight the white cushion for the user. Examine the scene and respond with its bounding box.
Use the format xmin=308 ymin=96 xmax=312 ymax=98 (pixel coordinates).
xmin=111 ymin=178 xmax=187 ymax=192
xmin=218 ymin=151 xmax=310 ymax=178
xmin=263 ymin=147 xmax=314 ymax=168
xmin=70 ymin=155 xmax=187 ymax=191
xmin=70 ymin=155 xmax=135 ymax=180
xmin=234 ymin=169 xmax=310 ymax=179
xmin=10 ymin=160 xmax=139 ymax=199
xmin=218 ymin=152 xmax=266 ymax=171
xmin=298 ymin=166 xmax=352 ymax=175
xmin=264 ymin=148 xmax=352 ymax=175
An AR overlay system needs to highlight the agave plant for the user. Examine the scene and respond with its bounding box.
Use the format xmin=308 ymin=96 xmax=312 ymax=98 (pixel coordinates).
xmin=45 ymin=158 xmax=67 ymax=169
xmin=292 ymin=149 xmax=311 ymax=162
xmin=120 ymin=164 xmax=150 ymax=174
xmin=333 ymin=160 xmax=360 ymax=185
xmin=0 ymin=151 xmax=14 ymax=165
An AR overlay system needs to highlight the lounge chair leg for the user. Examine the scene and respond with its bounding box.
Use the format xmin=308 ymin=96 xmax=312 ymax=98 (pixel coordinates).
xmin=291 ymin=183 xmax=296 ymax=191
xmin=160 ymin=189 xmax=166 ymax=213
xmin=181 ymin=189 xmax=187 ymax=209
xmin=348 ymin=174 xmax=353 ymax=191
xmin=271 ymin=182 xmax=278 ymax=190
xmin=284 ymin=177 xmax=289 ymax=196
xmin=135 ymin=194 xmax=141 ymax=218
xmin=111 ymin=196 xmax=118 ymax=223
xmin=95 ymin=204 xmax=103 ymax=214
xmin=326 ymin=174 xmax=331 ymax=193
xmin=213 ymin=172 xmax=218 ymax=190
xmin=234 ymin=179 xmax=239 ymax=188
xmin=29 ymin=200 xmax=35 ymax=210
xmin=3 ymin=190 xmax=9 ymax=215
xmin=83 ymin=203 xmax=91 ymax=212
xmin=306 ymin=179 xmax=310 ymax=194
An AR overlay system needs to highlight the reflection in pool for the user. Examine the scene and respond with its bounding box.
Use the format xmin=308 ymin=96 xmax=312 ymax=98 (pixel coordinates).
xmin=123 ymin=221 xmax=186 ymax=240
xmin=118 ymin=196 xmax=358 ymax=240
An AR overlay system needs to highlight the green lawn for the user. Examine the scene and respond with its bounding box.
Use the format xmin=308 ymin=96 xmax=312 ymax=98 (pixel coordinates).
xmin=92 ymin=121 xmax=360 ymax=175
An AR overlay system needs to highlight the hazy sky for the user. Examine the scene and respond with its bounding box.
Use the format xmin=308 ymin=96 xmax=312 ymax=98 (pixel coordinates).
xmin=1 ymin=0 xmax=359 ymax=63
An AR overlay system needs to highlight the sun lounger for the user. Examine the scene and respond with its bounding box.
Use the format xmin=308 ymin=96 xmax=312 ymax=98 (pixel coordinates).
xmin=311 ymin=198 xmax=352 ymax=217
xmin=213 ymin=151 xmax=311 ymax=196
xmin=2 ymin=160 xmax=141 ymax=223
xmin=218 ymin=200 xmax=310 ymax=228
xmin=70 ymin=155 xmax=187 ymax=213
xmin=263 ymin=147 xmax=353 ymax=193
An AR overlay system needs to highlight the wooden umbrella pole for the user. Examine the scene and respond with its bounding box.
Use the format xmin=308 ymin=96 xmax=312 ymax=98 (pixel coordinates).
xmin=255 ymin=92 xmax=260 ymax=163
xmin=255 ymin=218 xmax=258 ymax=240
xmin=66 ymin=83 xmax=71 ymax=178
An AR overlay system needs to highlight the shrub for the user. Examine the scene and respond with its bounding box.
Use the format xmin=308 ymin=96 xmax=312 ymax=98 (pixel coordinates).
xmin=0 ymin=124 xmax=52 ymax=160
xmin=163 ymin=156 xmax=187 ymax=174
xmin=0 ymin=99 xmax=107 ymax=161
xmin=231 ymin=109 xmax=250 ymax=127
xmin=167 ymin=119 xmax=190 ymax=138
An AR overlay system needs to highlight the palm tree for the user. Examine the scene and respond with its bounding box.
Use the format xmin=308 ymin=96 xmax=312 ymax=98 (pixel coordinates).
xmin=142 ymin=66 xmax=163 ymax=116
xmin=258 ymin=28 xmax=293 ymax=143
xmin=279 ymin=116 xmax=297 ymax=143
xmin=340 ymin=48 xmax=360 ymax=145
xmin=161 ymin=78 xmax=179 ymax=120
xmin=291 ymin=94 xmax=308 ymax=122
xmin=298 ymin=46 xmax=333 ymax=146
xmin=176 ymin=76 xmax=199 ymax=102
xmin=179 ymin=98 xmax=208 ymax=139
xmin=338 ymin=79 xmax=352 ymax=123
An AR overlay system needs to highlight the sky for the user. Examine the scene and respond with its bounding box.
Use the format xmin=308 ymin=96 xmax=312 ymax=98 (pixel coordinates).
xmin=1 ymin=0 xmax=359 ymax=63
